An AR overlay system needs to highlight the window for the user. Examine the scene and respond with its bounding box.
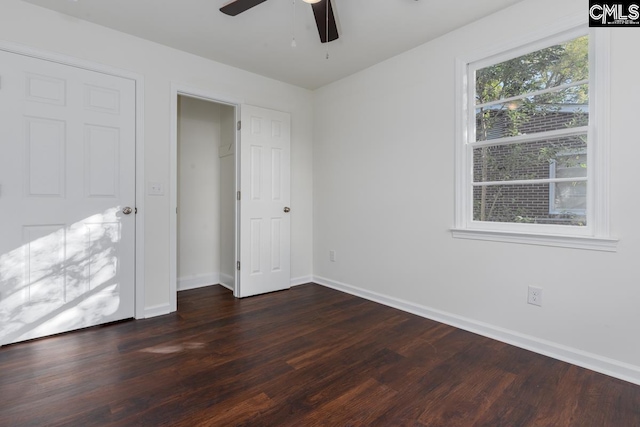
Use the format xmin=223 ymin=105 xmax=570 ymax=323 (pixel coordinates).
xmin=453 ymin=23 xmax=616 ymax=251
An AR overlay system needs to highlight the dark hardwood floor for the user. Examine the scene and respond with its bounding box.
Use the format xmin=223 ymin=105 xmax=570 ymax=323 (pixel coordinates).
xmin=1 ymin=284 xmax=639 ymax=426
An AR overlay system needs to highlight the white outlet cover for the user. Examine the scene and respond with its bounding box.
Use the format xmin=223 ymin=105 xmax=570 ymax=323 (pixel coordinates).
xmin=527 ymin=286 xmax=543 ymax=307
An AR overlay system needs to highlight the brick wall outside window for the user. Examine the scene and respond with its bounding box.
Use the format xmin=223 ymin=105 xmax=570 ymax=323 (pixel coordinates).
xmin=472 ymin=108 xmax=587 ymax=225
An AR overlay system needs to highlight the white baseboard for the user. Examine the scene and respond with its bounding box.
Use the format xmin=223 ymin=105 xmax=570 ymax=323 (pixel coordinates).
xmin=144 ymin=303 xmax=171 ymax=318
xmin=219 ymin=273 xmax=235 ymax=292
xmin=313 ymin=275 xmax=640 ymax=386
xmin=177 ymin=273 xmax=220 ymax=291
xmin=219 ymin=282 xmax=234 ymax=292
xmin=291 ymin=275 xmax=313 ymax=287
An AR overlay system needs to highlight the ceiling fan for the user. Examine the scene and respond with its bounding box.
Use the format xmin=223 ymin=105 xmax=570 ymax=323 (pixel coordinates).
xmin=220 ymin=0 xmax=339 ymax=43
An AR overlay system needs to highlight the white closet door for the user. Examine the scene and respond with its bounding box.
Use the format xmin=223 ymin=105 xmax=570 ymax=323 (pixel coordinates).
xmin=238 ymin=105 xmax=291 ymax=297
xmin=0 ymin=50 xmax=136 ymax=345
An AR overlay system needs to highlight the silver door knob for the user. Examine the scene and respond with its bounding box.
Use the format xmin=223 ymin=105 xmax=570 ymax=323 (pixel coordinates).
xmin=122 ymin=207 xmax=133 ymax=215
xmin=284 ymin=207 xmax=291 ymax=213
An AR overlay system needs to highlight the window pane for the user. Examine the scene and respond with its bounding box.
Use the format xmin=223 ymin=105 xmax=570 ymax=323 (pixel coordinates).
xmin=465 ymin=33 xmax=591 ymax=230
xmin=473 ymin=135 xmax=587 ymax=183
xmin=475 ymin=85 xmax=588 ymax=141
xmin=551 ymin=152 xmax=587 ymax=214
xmin=552 ymin=181 xmax=587 ymax=212
xmin=554 ymin=152 xmax=587 ymax=179
xmin=475 ymin=35 xmax=588 ymax=105
xmin=473 ymin=184 xmax=586 ymax=226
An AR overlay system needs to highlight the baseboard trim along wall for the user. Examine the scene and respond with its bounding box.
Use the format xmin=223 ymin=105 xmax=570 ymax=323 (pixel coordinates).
xmin=177 ymin=273 xmax=220 ymax=292
xmin=219 ymin=282 xmax=234 ymax=292
xmin=312 ymin=276 xmax=640 ymax=386
xmin=219 ymin=273 xmax=235 ymax=292
xmin=144 ymin=303 xmax=171 ymax=319
xmin=291 ymin=275 xmax=313 ymax=287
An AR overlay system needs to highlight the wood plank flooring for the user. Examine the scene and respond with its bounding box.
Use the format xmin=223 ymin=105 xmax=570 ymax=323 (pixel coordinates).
xmin=1 ymin=284 xmax=639 ymax=426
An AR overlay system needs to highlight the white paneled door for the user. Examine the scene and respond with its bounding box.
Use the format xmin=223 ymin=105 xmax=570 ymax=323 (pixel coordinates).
xmin=0 ymin=50 xmax=136 ymax=345
xmin=238 ymin=105 xmax=291 ymax=297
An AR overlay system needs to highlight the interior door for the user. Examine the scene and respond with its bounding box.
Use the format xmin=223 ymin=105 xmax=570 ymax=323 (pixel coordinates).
xmin=238 ymin=105 xmax=291 ymax=297
xmin=0 ymin=50 xmax=136 ymax=345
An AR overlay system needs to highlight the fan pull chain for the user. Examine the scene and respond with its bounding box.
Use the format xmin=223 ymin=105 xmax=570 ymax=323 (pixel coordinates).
xmin=291 ymin=0 xmax=297 ymax=48
xmin=325 ymin=0 xmax=329 ymax=59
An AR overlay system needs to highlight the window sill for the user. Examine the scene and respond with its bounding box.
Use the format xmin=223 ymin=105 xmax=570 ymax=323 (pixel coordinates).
xmin=450 ymin=228 xmax=618 ymax=252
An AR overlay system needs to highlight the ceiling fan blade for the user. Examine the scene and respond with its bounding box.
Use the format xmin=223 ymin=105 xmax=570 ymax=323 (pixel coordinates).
xmin=220 ymin=0 xmax=268 ymax=16
xmin=311 ymin=0 xmax=339 ymax=43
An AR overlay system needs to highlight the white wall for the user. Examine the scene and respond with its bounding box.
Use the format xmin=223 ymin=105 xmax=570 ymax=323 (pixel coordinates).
xmin=0 ymin=0 xmax=314 ymax=313
xmin=177 ymin=96 xmax=221 ymax=290
xmin=313 ymin=0 xmax=640 ymax=383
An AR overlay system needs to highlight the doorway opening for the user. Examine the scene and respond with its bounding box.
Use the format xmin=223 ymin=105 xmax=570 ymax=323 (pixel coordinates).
xmin=171 ymin=91 xmax=238 ymax=311
xmin=170 ymin=89 xmax=293 ymax=308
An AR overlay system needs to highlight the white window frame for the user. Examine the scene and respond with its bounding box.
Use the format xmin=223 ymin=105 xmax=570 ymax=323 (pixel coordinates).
xmin=452 ymin=16 xmax=617 ymax=252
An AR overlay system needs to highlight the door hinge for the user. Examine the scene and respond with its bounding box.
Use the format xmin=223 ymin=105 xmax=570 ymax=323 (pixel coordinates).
xmin=237 ymin=191 xmax=241 ymax=201
xmin=237 ymin=120 xmax=241 ymax=131
xmin=237 ymin=261 xmax=240 ymax=271
xmin=135 ymin=207 xmax=138 ymax=214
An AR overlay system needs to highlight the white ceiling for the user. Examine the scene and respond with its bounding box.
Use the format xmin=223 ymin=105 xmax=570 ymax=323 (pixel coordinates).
xmin=23 ymin=0 xmax=524 ymax=90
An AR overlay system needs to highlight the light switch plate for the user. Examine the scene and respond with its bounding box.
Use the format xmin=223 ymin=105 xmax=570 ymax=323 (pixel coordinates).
xmin=148 ymin=182 xmax=164 ymax=196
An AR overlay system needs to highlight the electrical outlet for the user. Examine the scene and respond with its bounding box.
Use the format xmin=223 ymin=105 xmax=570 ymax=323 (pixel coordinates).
xmin=527 ymin=286 xmax=543 ymax=307
xmin=329 ymin=250 xmax=336 ymax=262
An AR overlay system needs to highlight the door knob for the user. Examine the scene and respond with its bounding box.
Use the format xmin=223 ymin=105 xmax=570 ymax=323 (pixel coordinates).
xmin=122 ymin=207 xmax=133 ymax=215
xmin=284 ymin=207 xmax=291 ymax=213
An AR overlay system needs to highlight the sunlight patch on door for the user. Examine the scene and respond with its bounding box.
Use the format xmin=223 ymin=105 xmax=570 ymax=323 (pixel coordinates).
xmin=0 ymin=208 xmax=123 ymax=344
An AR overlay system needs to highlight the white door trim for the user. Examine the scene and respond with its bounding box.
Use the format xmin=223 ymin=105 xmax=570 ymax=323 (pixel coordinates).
xmin=169 ymin=83 xmax=243 ymax=311
xmin=0 ymin=40 xmax=146 ymax=319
